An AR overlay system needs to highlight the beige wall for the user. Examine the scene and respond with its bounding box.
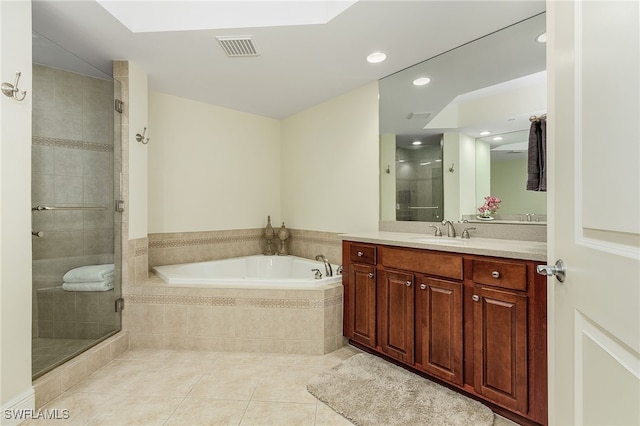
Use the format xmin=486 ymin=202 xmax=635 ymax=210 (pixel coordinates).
xmin=128 ymin=62 xmax=148 ymax=240
xmin=148 ymin=92 xmax=281 ymax=233
xmin=281 ymin=82 xmax=379 ymax=233
xmin=492 ymin=158 xmax=547 ymax=215
xmin=0 ymin=0 xmax=35 ymax=414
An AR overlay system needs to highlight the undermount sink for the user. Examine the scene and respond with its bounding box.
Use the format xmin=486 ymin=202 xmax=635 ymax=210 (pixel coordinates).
xmin=408 ymin=237 xmax=467 ymax=244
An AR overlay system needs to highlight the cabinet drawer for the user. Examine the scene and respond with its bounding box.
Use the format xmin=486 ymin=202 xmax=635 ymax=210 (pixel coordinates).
xmin=349 ymin=243 xmax=377 ymax=265
xmin=380 ymin=247 xmax=463 ymax=280
xmin=472 ymin=259 xmax=527 ymax=291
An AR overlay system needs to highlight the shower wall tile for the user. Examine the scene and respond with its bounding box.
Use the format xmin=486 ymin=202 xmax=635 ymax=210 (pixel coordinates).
xmin=32 ymin=144 xmax=54 ymax=174
xmin=54 ymin=147 xmax=83 ymax=176
xmin=55 ymin=210 xmax=84 ymax=231
xmin=84 ymin=229 xmax=114 ymax=255
xmin=83 ymin=78 xmax=114 ymax=145
xmin=32 ymin=106 xmax=56 ymax=138
xmin=33 ymin=65 xmax=55 ymax=110
xmin=54 ymin=175 xmax=83 ymax=204
xmin=32 ymin=173 xmax=55 ymax=205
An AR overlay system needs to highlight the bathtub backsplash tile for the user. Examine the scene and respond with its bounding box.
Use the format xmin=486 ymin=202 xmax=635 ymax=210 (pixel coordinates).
xmin=148 ymin=228 xmax=343 ymax=269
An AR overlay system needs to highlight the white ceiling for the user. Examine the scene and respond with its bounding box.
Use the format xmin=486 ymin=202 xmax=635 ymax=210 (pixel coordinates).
xmin=31 ymin=0 xmax=546 ymax=119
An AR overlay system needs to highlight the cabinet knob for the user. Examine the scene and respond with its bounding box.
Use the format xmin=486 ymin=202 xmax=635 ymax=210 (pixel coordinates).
xmin=367 ymin=273 xmax=374 ymax=278
xmin=420 ymin=284 xmax=427 ymax=290
xmin=357 ymin=251 xmax=364 ymax=257
xmin=405 ymin=281 xmax=412 ymax=287
xmin=472 ymin=295 xmax=480 ymax=302
xmin=491 ymin=271 xmax=500 ymax=279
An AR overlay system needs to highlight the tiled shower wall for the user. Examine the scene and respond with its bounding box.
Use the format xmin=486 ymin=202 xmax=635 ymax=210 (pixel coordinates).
xmin=31 ymin=64 xmax=116 ymax=338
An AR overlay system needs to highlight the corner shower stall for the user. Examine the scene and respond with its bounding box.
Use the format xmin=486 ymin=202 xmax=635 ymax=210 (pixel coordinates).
xmin=31 ymin=32 xmax=122 ymax=378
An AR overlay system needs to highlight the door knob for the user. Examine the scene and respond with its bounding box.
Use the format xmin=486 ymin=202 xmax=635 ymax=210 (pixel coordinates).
xmin=536 ymin=259 xmax=566 ymax=283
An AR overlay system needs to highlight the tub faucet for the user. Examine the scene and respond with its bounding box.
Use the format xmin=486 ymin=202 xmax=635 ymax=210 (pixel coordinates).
xmin=441 ymin=220 xmax=456 ymax=238
xmin=315 ymin=254 xmax=333 ymax=277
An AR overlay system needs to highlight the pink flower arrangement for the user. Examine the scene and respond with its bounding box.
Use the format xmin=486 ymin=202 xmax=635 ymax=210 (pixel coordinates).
xmin=478 ymin=195 xmax=502 ymax=216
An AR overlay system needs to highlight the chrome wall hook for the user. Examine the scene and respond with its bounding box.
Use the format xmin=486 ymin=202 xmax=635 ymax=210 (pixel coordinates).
xmin=135 ymin=127 xmax=149 ymax=144
xmin=2 ymin=72 xmax=27 ymax=101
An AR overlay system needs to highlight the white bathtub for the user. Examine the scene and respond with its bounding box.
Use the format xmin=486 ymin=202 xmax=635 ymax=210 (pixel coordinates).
xmin=152 ymin=255 xmax=341 ymax=289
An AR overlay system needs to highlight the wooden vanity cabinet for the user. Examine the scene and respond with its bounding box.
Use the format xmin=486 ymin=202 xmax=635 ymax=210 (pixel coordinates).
xmin=343 ymin=242 xmax=377 ymax=348
xmin=342 ymin=240 xmax=548 ymax=425
xmin=416 ymin=275 xmax=464 ymax=385
xmin=378 ymin=269 xmax=415 ymax=364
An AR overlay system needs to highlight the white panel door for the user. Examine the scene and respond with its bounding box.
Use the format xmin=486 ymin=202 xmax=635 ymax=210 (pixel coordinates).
xmin=547 ymin=1 xmax=640 ymax=425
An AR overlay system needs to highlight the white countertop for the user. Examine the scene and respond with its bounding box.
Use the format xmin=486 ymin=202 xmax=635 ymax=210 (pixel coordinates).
xmin=340 ymin=231 xmax=547 ymax=262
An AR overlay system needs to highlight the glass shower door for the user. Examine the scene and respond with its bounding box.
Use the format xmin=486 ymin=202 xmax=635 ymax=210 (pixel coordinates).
xmin=31 ymin=34 xmax=122 ymax=378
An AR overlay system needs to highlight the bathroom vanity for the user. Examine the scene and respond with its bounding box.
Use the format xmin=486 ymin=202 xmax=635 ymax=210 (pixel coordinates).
xmin=341 ymin=232 xmax=547 ymax=425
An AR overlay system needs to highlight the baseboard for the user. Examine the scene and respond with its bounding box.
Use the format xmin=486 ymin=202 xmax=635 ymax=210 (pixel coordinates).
xmin=1 ymin=387 xmax=35 ymax=426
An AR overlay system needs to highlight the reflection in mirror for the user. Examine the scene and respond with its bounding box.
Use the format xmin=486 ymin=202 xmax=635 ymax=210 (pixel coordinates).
xmin=379 ymin=13 xmax=546 ymax=223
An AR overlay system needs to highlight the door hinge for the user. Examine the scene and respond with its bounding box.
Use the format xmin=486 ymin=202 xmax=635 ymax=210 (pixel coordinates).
xmin=115 ymin=199 xmax=125 ymax=212
xmin=114 ymin=99 xmax=124 ymax=113
xmin=115 ymin=297 xmax=125 ymax=312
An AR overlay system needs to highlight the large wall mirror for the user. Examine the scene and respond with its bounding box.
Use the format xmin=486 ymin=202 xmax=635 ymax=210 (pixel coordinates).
xmin=379 ymin=13 xmax=546 ymax=224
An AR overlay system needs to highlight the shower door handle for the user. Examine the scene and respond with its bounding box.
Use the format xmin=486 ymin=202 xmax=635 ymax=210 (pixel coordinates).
xmin=32 ymin=230 xmax=44 ymax=237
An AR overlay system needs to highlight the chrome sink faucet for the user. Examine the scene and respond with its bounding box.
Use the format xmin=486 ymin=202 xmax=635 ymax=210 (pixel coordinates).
xmin=315 ymin=254 xmax=333 ymax=277
xmin=441 ymin=220 xmax=456 ymax=238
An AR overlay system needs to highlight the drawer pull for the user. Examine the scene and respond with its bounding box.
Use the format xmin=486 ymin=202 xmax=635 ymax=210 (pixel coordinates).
xmin=491 ymin=271 xmax=500 ymax=279
xmin=367 ymin=273 xmax=374 ymax=278
xmin=472 ymin=295 xmax=480 ymax=302
xmin=420 ymin=284 xmax=427 ymax=290
xmin=406 ymin=281 xmax=412 ymax=287
xmin=357 ymin=251 xmax=364 ymax=257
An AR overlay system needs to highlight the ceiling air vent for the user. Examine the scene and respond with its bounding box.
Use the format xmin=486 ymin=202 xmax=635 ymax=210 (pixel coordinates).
xmin=216 ymin=36 xmax=259 ymax=57
xmin=406 ymin=112 xmax=431 ymax=120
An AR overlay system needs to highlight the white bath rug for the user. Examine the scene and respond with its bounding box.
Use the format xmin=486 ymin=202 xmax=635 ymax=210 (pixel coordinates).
xmin=307 ymin=352 xmax=495 ymax=426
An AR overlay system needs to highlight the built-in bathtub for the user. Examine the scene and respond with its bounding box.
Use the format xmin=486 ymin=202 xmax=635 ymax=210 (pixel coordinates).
xmin=152 ymin=254 xmax=340 ymax=288
xmin=125 ymin=255 xmax=345 ymax=355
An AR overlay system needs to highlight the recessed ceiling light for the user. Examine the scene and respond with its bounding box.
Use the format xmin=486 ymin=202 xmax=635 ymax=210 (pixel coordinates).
xmin=367 ymin=52 xmax=387 ymax=63
xmin=493 ymin=136 xmax=503 ymax=141
xmin=420 ymin=162 xmax=429 ymax=166
xmin=412 ymin=141 xmax=422 ymax=145
xmin=412 ymin=77 xmax=431 ymax=86
xmin=536 ymin=32 xmax=547 ymax=43
xmin=435 ymin=159 xmax=442 ymax=162
xmin=398 ymin=159 xmax=406 ymax=163
xmin=480 ymin=131 xmax=491 ymax=136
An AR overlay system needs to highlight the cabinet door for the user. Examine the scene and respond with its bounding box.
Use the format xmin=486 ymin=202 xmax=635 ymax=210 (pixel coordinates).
xmin=379 ymin=269 xmax=414 ymax=364
xmin=473 ymin=286 xmax=528 ymax=414
xmin=348 ymin=263 xmax=377 ymax=348
xmin=416 ymin=276 xmax=463 ymax=385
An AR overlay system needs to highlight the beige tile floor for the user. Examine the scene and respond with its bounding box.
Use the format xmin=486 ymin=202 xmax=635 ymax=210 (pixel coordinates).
xmin=24 ymin=347 xmax=359 ymax=426
xmin=24 ymin=346 xmax=519 ymax=426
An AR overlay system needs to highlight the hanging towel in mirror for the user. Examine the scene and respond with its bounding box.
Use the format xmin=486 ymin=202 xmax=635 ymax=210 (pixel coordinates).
xmin=527 ymin=119 xmax=547 ymax=192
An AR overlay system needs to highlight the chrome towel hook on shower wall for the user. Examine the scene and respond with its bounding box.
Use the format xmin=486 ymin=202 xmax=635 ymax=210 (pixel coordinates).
xmin=135 ymin=127 xmax=150 ymax=144
xmin=1 ymin=72 xmax=27 ymax=101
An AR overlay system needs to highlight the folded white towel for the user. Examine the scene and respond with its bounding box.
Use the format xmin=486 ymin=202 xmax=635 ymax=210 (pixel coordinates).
xmin=63 ymin=264 xmax=114 ymax=283
xmin=62 ymin=278 xmax=114 ymax=292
